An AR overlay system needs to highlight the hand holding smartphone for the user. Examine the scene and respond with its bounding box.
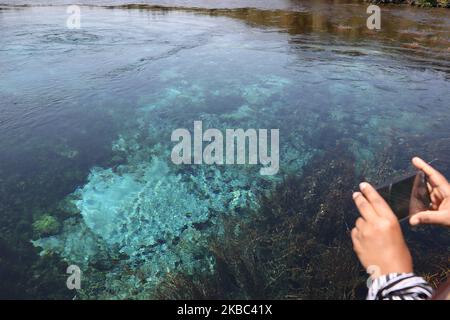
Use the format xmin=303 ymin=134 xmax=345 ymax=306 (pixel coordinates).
xmin=376 ymin=171 xmax=432 ymax=222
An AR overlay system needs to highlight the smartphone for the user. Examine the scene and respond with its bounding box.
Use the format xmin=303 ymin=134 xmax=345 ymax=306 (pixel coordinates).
xmin=376 ymin=171 xmax=431 ymax=221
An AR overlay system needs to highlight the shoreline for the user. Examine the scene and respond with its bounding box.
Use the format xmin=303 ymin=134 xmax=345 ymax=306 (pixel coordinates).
xmin=1 ymin=1 xmax=449 ymax=9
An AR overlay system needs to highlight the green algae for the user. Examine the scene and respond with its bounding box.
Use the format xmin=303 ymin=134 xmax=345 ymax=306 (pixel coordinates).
xmin=32 ymin=214 xmax=60 ymax=236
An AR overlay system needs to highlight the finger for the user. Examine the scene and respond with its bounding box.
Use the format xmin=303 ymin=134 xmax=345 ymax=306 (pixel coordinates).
xmin=409 ymin=210 xmax=449 ymax=226
xmin=427 ymin=182 xmax=433 ymax=194
xmin=431 ymin=202 xmax=438 ymax=211
xmin=431 ymin=187 xmax=444 ymax=201
xmin=353 ymin=192 xmax=377 ymax=221
xmin=355 ymin=217 xmax=365 ymax=231
xmin=351 ymin=228 xmax=361 ymax=252
xmin=351 ymin=227 xmax=359 ymax=241
xmin=412 ymin=157 xmax=450 ymax=196
xmin=430 ymin=191 xmax=440 ymax=209
xmin=359 ymin=182 xmax=394 ymax=218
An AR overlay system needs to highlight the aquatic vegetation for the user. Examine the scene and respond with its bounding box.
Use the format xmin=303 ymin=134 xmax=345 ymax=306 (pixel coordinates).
xmin=30 ymin=71 xmax=301 ymax=297
xmin=423 ymin=260 xmax=450 ymax=289
xmin=32 ymin=214 xmax=60 ymax=236
xmin=1 ymin=4 xmax=449 ymax=299
xmin=29 ymin=54 xmax=450 ymax=298
xmin=156 ymin=141 xmax=450 ymax=299
xmin=31 ymin=152 xmax=265 ymax=297
xmin=75 ymin=159 xmax=210 ymax=256
xmin=367 ymin=0 xmax=449 ymax=7
xmin=437 ymin=0 xmax=450 ymax=7
xmin=155 ymin=149 xmax=366 ymax=299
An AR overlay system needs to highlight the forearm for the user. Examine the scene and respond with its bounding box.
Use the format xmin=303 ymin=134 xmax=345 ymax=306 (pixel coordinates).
xmin=367 ymin=273 xmax=433 ymax=300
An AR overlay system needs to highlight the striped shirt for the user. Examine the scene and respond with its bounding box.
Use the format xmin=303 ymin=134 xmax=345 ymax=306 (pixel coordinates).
xmin=367 ymin=273 xmax=434 ymax=300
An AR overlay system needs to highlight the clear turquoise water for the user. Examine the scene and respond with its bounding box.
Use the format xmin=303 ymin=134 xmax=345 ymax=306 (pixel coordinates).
xmin=0 ymin=4 xmax=449 ymax=299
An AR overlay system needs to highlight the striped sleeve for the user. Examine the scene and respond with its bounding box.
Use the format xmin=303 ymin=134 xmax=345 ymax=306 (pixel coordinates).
xmin=367 ymin=273 xmax=434 ymax=300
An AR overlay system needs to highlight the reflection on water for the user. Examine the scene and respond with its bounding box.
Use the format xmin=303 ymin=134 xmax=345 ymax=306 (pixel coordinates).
xmin=0 ymin=2 xmax=449 ymax=299
xmin=4 ymin=0 xmax=449 ymax=64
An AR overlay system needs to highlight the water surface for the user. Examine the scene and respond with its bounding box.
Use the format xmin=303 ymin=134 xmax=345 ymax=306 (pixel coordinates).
xmin=0 ymin=2 xmax=449 ymax=299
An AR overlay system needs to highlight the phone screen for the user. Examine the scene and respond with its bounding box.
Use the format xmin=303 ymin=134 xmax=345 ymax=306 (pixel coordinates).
xmin=376 ymin=171 xmax=431 ymax=221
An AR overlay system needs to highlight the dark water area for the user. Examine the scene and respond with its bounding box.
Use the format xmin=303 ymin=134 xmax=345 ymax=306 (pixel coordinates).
xmin=0 ymin=1 xmax=449 ymax=299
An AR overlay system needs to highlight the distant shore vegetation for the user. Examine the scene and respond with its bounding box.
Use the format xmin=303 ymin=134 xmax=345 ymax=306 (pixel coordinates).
xmin=368 ymin=0 xmax=449 ymax=8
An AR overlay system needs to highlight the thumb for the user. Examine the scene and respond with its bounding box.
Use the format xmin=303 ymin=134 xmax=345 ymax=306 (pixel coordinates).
xmin=409 ymin=210 xmax=448 ymax=226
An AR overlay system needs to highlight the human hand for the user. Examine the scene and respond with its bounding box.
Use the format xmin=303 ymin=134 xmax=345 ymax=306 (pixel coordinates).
xmin=409 ymin=157 xmax=450 ymax=227
xmin=352 ymin=182 xmax=413 ymax=276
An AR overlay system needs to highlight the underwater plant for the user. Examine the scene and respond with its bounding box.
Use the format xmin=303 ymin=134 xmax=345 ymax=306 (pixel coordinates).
xmin=366 ymin=0 xmax=449 ymax=7
xmin=155 ymin=139 xmax=450 ymax=300
xmin=154 ymin=148 xmax=367 ymax=299
xmin=32 ymin=214 xmax=60 ymax=236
